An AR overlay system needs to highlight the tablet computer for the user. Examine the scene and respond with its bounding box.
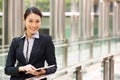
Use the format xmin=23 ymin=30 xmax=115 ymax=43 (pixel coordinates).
xmin=35 ymin=65 xmax=55 ymax=71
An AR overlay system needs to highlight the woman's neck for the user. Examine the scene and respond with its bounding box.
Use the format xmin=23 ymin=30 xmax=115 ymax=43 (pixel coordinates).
xmin=26 ymin=31 xmax=32 ymax=38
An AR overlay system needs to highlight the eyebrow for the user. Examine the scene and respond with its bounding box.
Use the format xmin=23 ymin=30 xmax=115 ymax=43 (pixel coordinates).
xmin=27 ymin=18 xmax=41 ymax=21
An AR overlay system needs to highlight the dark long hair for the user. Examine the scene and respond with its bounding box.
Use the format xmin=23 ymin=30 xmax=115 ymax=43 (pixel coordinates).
xmin=24 ymin=7 xmax=43 ymax=30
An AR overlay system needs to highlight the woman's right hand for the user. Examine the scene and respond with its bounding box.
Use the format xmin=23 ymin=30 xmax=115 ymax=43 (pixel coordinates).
xmin=19 ymin=64 xmax=36 ymax=75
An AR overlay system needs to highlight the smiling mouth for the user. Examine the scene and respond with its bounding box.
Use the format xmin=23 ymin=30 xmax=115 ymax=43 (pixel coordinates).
xmin=30 ymin=28 xmax=37 ymax=31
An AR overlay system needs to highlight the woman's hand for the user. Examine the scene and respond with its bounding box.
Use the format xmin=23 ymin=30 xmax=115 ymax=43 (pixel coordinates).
xmin=19 ymin=64 xmax=35 ymax=75
xmin=33 ymin=69 xmax=46 ymax=76
xmin=19 ymin=64 xmax=46 ymax=76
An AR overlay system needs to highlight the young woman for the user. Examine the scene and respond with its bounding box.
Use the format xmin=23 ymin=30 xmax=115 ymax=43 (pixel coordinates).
xmin=4 ymin=7 xmax=57 ymax=80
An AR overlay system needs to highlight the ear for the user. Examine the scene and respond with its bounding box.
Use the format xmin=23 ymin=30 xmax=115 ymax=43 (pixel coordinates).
xmin=23 ymin=20 xmax=26 ymax=30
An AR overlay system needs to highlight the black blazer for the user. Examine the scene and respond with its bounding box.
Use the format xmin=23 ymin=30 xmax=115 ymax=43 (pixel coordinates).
xmin=4 ymin=34 xmax=57 ymax=80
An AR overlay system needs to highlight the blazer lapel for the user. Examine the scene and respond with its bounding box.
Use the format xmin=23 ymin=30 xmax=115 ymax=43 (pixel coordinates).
xmin=29 ymin=38 xmax=40 ymax=62
xmin=18 ymin=39 xmax=26 ymax=63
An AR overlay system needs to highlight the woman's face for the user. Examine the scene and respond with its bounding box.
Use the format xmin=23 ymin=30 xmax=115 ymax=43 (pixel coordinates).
xmin=25 ymin=13 xmax=41 ymax=35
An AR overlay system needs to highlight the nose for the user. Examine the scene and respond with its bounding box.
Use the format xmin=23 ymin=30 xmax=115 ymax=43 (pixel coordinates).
xmin=32 ymin=23 xmax=36 ymax=27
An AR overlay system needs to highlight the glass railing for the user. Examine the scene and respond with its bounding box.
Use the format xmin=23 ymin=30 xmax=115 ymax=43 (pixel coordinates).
xmin=0 ymin=36 xmax=120 ymax=80
xmin=26 ymin=52 xmax=120 ymax=80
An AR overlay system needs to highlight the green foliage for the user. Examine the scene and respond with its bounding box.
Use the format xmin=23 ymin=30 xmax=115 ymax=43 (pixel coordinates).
xmin=25 ymin=0 xmax=30 ymax=9
xmin=36 ymin=0 xmax=50 ymax=12
xmin=66 ymin=0 xmax=71 ymax=12
xmin=94 ymin=16 xmax=98 ymax=38
xmin=24 ymin=0 xmax=71 ymax=12
xmin=0 ymin=0 xmax=2 ymax=11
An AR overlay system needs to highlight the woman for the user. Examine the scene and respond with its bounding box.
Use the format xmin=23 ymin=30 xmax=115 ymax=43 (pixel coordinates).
xmin=4 ymin=7 xmax=57 ymax=80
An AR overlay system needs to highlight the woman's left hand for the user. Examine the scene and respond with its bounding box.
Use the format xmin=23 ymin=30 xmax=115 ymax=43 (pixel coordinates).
xmin=33 ymin=69 xmax=46 ymax=76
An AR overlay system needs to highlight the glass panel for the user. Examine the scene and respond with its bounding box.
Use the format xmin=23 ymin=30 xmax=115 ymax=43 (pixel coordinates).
xmin=55 ymin=47 xmax=65 ymax=69
xmin=66 ymin=0 xmax=70 ymax=12
xmin=65 ymin=16 xmax=71 ymax=40
xmin=68 ymin=45 xmax=80 ymax=66
xmin=0 ymin=55 xmax=5 ymax=66
xmin=0 ymin=55 xmax=10 ymax=80
xmin=116 ymin=37 xmax=120 ymax=51
xmin=109 ymin=15 xmax=113 ymax=36
xmin=41 ymin=16 xmax=49 ymax=28
xmin=110 ymin=38 xmax=116 ymax=53
xmin=94 ymin=16 xmax=98 ymax=38
xmin=39 ymin=16 xmax=49 ymax=34
xmin=110 ymin=2 xmax=113 ymax=12
xmin=94 ymin=0 xmax=99 ymax=13
xmin=24 ymin=0 xmax=30 ymax=9
xmin=80 ymin=42 xmax=90 ymax=61
xmin=0 ymin=16 xmax=2 ymax=45
xmin=0 ymin=0 xmax=2 ymax=12
xmin=93 ymin=41 xmax=101 ymax=58
xmin=36 ymin=0 xmax=50 ymax=12
xmin=101 ymin=40 xmax=109 ymax=55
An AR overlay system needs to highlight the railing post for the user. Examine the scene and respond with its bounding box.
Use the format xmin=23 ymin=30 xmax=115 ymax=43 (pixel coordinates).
xmin=76 ymin=66 xmax=82 ymax=80
xmin=109 ymin=56 xmax=114 ymax=80
xmin=103 ymin=58 xmax=109 ymax=80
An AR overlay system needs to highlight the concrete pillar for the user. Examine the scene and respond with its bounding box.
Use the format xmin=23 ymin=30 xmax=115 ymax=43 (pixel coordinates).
xmin=50 ymin=0 xmax=55 ymax=38
xmin=81 ymin=0 xmax=94 ymax=39
xmin=54 ymin=0 xmax=65 ymax=42
xmin=8 ymin=0 xmax=24 ymax=43
xmin=70 ymin=0 xmax=79 ymax=41
xmin=112 ymin=1 xmax=118 ymax=36
xmin=98 ymin=0 xmax=110 ymax=38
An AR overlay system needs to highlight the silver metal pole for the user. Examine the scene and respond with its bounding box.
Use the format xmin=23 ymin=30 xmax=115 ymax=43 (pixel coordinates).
xmin=76 ymin=66 xmax=82 ymax=80
xmin=103 ymin=58 xmax=109 ymax=80
xmin=109 ymin=56 xmax=114 ymax=80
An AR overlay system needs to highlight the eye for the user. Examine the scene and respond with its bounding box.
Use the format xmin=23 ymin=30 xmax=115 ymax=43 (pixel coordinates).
xmin=36 ymin=20 xmax=40 ymax=23
xmin=29 ymin=20 xmax=32 ymax=22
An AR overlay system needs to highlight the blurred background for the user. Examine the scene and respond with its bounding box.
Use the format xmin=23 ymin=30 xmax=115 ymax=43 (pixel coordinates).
xmin=0 ymin=0 xmax=120 ymax=80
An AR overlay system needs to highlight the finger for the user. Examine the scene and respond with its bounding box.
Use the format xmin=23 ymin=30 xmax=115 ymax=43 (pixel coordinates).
xmin=31 ymin=66 xmax=36 ymax=70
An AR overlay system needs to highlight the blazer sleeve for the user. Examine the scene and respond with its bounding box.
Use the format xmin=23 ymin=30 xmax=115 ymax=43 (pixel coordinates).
xmin=4 ymin=38 xmax=21 ymax=76
xmin=45 ymin=36 xmax=57 ymax=74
